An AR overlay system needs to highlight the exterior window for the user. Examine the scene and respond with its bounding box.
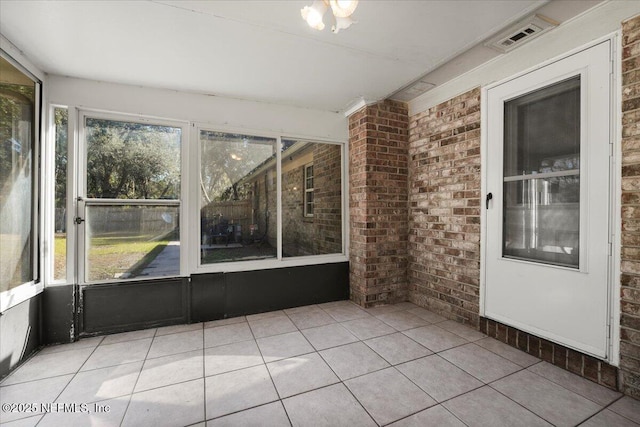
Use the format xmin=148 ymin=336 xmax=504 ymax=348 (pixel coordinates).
xmin=0 ymin=55 xmax=38 ymax=294
xmin=200 ymin=131 xmax=277 ymax=264
xmin=199 ymin=133 xmax=344 ymax=264
xmin=82 ymin=117 xmax=181 ymax=282
xmin=282 ymin=140 xmax=342 ymax=258
xmin=53 ymin=107 xmax=68 ymax=281
xmin=304 ymin=164 xmax=314 ymax=217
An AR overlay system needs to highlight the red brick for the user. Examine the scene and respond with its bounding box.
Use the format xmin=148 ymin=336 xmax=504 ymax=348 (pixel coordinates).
xmin=622 ymin=14 xmax=640 ymax=397
xmin=540 ymin=340 xmax=554 ymax=363
xmin=348 ymin=100 xmax=409 ymax=306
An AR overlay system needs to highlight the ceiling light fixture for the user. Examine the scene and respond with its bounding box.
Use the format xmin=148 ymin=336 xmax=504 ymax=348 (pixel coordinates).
xmin=301 ymin=0 xmax=359 ymax=33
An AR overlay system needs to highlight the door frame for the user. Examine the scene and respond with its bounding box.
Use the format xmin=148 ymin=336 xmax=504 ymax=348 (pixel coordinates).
xmin=479 ymin=33 xmax=622 ymax=365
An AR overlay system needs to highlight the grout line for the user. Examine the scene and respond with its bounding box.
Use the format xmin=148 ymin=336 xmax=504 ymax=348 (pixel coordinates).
xmin=287 ymin=307 xmax=377 ymax=425
xmin=202 ymin=318 xmax=207 ymax=424
xmin=267 ymin=318 xmax=297 ymax=427
xmin=486 ymin=380 xmax=568 ymax=426
xmin=518 ymin=365 xmax=623 ymax=408
xmin=119 ymin=328 xmax=158 ymax=427
xmin=473 ymin=337 xmax=542 ymax=368
xmin=47 ymin=342 xmax=103 ymax=401
xmin=203 ymin=400 xmax=290 ymax=425
xmin=582 ymin=395 xmax=636 ymax=425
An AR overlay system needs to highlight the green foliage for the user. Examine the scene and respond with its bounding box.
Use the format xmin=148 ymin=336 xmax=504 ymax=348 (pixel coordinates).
xmin=87 ymin=233 xmax=172 ymax=281
xmin=86 ymin=118 xmax=181 ymax=199
xmin=0 ymin=82 xmax=35 ymax=198
xmin=54 ymin=108 xmax=68 ymax=208
xmin=200 ymin=131 xmax=275 ymax=204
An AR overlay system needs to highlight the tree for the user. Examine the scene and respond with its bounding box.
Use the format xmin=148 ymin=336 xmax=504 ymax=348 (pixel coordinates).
xmin=85 ymin=118 xmax=181 ymax=199
xmin=54 ymin=108 xmax=67 ymax=210
xmin=200 ymin=131 xmax=276 ymax=204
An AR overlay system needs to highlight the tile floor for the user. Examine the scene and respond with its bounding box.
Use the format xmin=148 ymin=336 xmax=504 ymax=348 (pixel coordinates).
xmin=1 ymin=301 xmax=639 ymax=426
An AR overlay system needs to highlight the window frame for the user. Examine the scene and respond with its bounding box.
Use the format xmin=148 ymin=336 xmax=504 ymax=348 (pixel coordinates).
xmin=76 ymin=110 xmax=190 ymax=285
xmin=0 ymin=49 xmax=44 ymax=313
xmin=303 ymin=163 xmax=314 ymax=218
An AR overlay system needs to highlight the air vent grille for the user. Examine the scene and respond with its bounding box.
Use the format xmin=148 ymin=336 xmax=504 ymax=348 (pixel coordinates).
xmin=485 ymin=14 xmax=558 ymax=53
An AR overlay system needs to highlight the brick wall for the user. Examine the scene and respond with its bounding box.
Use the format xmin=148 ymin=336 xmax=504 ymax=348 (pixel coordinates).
xmin=479 ymin=318 xmax=618 ymax=390
xmin=621 ymin=14 xmax=640 ymax=399
xmin=313 ymin=143 xmax=343 ymax=255
xmin=407 ymin=88 xmax=482 ymax=326
xmin=280 ymin=143 xmax=342 ymax=256
xmin=255 ymin=170 xmax=277 ymax=247
xmin=348 ymin=100 xmax=409 ymax=306
xmin=282 ymin=166 xmax=315 ymax=256
xmin=252 ymin=143 xmax=343 ymax=257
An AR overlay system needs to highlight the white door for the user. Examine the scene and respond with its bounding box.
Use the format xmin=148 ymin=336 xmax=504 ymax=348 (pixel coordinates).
xmin=484 ymin=41 xmax=611 ymax=358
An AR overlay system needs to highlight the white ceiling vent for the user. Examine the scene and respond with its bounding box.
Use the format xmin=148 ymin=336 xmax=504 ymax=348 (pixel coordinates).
xmin=484 ymin=14 xmax=559 ymax=53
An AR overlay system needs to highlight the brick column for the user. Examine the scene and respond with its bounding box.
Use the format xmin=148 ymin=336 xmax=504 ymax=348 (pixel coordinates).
xmin=348 ymin=100 xmax=409 ymax=307
xmin=621 ymin=14 xmax=640 ymax=400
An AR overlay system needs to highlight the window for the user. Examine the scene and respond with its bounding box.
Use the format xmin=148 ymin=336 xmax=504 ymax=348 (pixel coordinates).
xmin=53 ymin=107 xmax=68 ymax=281
xmin=0 ymin=54 xmax=39 ymax=295
xmin=281 ymin=140 xmax=342 ymax=258
xmin=502 ymin=76 xmax=580 ymax=267
xmin=198 ymin=132 xmax=344 ymax=265
xmin=304 ymin=164 xmax=314 ymax=217
xmin=81 ymin=116 xmax=182 ymax=283
xmin=200 ymin=131 xmax=277 ymax=264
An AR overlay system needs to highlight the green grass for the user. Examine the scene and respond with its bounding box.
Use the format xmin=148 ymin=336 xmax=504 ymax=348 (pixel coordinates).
xmin=55 ymin=231 xmax=178 ymax=282
xmin=54 ymin=235 xmax=66 ymax=280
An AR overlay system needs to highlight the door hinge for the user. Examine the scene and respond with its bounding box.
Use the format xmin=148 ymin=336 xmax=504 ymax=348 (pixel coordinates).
xmin=608 ymin=242 xmax=613 ymax=256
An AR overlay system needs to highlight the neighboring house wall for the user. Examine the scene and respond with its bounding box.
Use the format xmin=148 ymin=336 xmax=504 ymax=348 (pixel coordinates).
xmin=282 ymin=164 xmax=315 ymax=256
xmin=256 ymin=144 xmax=343 ymax=257
xmin=621 ymin=14 xmax=640 ymax=399
xmin=255 ymin=170 xmax=277 ymax=246
xmin=313 ymin=143 xmax=343 ymax=255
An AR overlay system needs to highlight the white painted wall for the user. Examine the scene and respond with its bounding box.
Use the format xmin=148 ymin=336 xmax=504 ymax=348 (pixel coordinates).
xmin=47 ymin=75 xmax=348 ymax=142
xmin=409 ymin=1 xmax=640 ymax=115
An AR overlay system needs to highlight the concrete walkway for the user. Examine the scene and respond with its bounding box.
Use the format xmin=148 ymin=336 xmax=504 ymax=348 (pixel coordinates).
xmin=140 ymin=241 xmax=180 ymax=277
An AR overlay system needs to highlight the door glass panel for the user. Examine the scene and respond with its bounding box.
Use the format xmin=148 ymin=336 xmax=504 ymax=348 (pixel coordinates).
xmin=82 ymin=117 xmax=182 ymax=283
xmin=85 ymin=118 xmax=181 ymax=200
xmin=200 ymin=131 xmax=277 ymax=264
xmin=85 ymin=205 xmax=179 ymax=282
xmin=502 ymin=76 xmax=580 ymax=268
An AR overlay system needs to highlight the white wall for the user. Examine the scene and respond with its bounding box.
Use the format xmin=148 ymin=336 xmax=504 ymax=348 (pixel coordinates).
xmin=409 ymin=1 xmax=640 ymax=115
xmin=47 ymin=75 xmax=348 ymax=142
